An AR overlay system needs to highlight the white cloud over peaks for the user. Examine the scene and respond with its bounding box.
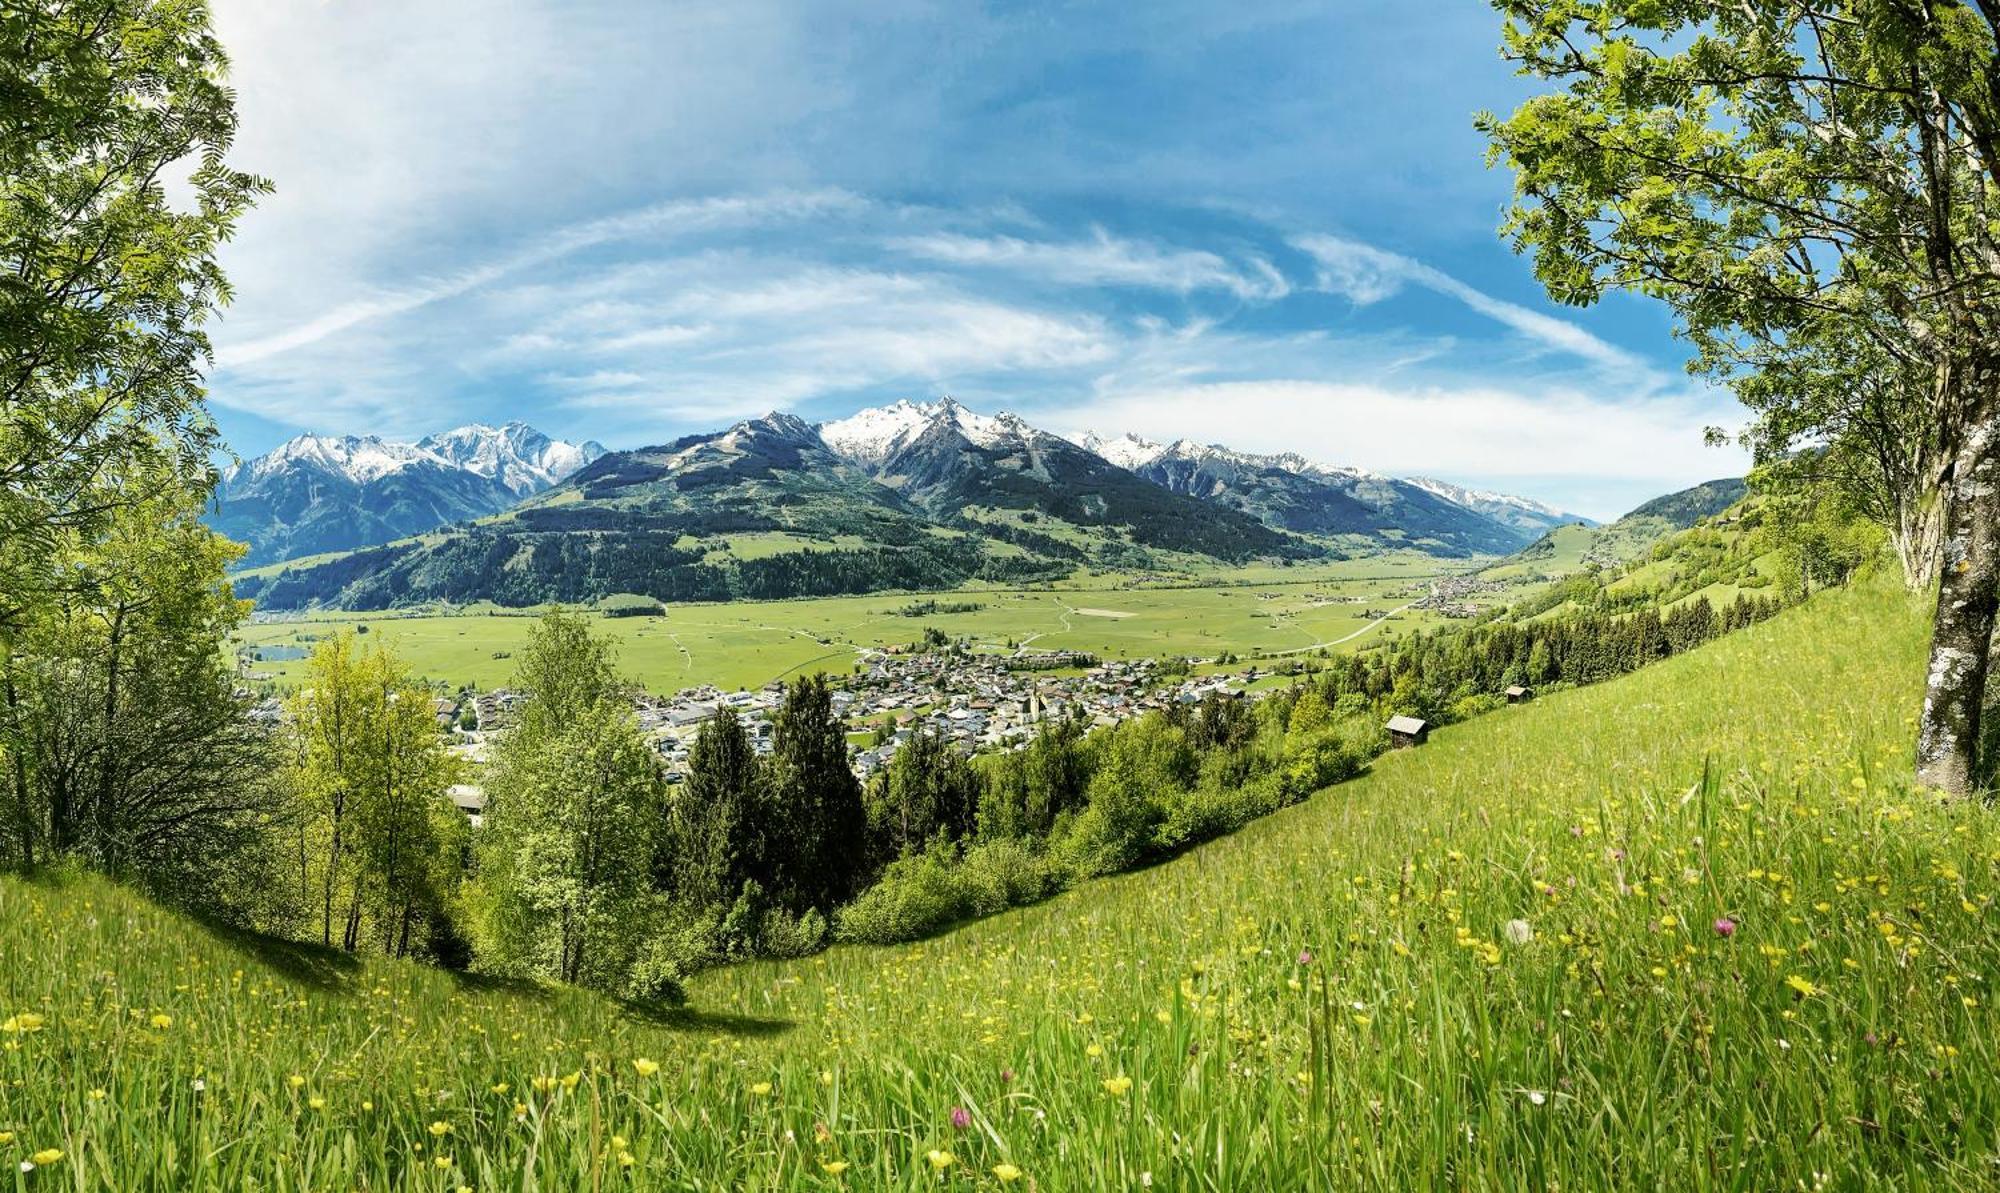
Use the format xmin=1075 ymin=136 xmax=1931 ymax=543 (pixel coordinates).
xmin=1291 ymin=234 xmax=1647 ymax=374
xmin=1046 ymin=378 xmax=1745 ymax=520
xmin=892 ymin=230 xmax=1290 ymax=300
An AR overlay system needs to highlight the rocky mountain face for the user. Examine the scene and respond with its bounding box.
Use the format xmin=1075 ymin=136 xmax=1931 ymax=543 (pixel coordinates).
xmin=1067 ymin=431 xmax=1565 ymax=555
xmin=210 ymin=423 xmax=603 ymax=567
xmin=227 ymin=398 xmax=1631 ymax=611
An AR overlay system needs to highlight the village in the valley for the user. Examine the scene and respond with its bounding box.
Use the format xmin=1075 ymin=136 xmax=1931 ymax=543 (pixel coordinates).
xmin=243 ymin=573 xmax=1516 ymax=822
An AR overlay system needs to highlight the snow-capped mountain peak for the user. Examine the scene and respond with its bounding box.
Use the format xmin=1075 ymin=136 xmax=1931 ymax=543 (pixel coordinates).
xmin=418 ymin=421 xmax=606 ymax=497
xmin=1407 ymin=477 xmax=1587 ymax=525
xmin=820 ymin=397 xmax=1052 ymax=464
xmin=1070 ymin=430 xmax=1168 ymax=471
xmin=241 ymin=434 xmax=440 ymax=486
xmin=819 ymin=399 xmax=941 ymax=465
xmin=215 ymin=421 xmax=611 ymax=569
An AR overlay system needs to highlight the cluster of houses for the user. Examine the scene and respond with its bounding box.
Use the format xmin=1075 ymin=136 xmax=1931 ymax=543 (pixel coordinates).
xmin=1409 ymin=574 xmax=1510 ymax=619
xmin=611 ymin=649 xmax=1246 ymax=782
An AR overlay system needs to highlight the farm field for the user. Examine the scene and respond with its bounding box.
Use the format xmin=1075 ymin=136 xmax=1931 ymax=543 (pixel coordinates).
xmin=232 ymin=555 xmax=1488 ymax=693
xmin=6 ymin=576 xmax=1988 ymax=1189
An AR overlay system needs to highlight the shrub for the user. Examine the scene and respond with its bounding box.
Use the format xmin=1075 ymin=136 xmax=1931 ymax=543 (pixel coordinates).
xmin=837 ymin=846 xmax=978 ymax=944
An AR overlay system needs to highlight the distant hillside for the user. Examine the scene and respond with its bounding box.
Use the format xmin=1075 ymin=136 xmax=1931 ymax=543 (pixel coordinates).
xmin=1624 ymin=476 xmax=1749 ymax=528
xmin=1490 ymin=475 xmax=1751 ymax=580
xmin=212 ymin=422 xmax=604 ymax=567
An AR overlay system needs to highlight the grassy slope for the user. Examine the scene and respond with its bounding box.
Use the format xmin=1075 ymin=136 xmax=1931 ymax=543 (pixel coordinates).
xmin=8 ymin=575 xmax=1997 ymax=1190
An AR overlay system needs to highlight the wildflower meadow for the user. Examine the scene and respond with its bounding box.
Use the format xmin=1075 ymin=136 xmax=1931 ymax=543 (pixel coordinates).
xmin=3 ymin=575 xmax=1995 ymax=1189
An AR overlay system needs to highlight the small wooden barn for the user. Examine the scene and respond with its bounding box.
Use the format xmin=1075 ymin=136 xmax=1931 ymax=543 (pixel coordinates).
xmin=1505 ymin=685 xmax=1534 ymax=704
xmin=1386 ymin=715 xmax=1430 ymax=748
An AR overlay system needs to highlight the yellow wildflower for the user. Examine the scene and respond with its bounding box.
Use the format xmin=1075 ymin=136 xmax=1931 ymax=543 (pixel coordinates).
xmin=994 ymin=1162 xmax=1023 ymax=1182
xmin=632 ymin=1057 xmax=659 ymax=1077
xmin=1103 ymin=1075 xmax=1133 ymax=1096
xmin=926 ymin=1149 xmax=955 ymax=1171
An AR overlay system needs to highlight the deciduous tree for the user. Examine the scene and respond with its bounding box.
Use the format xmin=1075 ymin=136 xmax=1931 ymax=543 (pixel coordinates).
xmin=1484 ymin=0 xmax=2000 ymax=794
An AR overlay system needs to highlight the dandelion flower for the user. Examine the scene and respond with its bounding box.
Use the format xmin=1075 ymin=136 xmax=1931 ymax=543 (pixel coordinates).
xmin=632 ymin=1057 xmax=659 ymax=1078
xmin=1786 ymin=975 xmax=1821 ymax=998
xmin=149 ymin=1014 xmax=173 ymax=1030
xmin=926 ymin=1149 xmax=955 ymax=1171
xmin=994 ymin=1162 xmax=1023 ymax=1182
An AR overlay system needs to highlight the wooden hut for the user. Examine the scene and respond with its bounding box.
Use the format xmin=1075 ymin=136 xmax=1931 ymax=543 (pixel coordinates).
xmin=1386 ymin=715 xmax=1430 ymax=748
xmin=1505 ymin=685 xmax=1534 ymax=704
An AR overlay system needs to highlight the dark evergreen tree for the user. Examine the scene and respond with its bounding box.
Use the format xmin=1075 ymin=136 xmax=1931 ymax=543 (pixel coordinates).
xmin=759 ymin=675 xmax=869 ymax=911
xmin=865 ymin=728 xmax=981 ymax=859
xmin=667 ymin=708 xmax=763 ymax=908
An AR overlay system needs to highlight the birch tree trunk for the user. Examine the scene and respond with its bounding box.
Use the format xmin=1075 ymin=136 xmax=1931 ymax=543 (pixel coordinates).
xmin=1917 ymin=403 xmax=2000 ymax=797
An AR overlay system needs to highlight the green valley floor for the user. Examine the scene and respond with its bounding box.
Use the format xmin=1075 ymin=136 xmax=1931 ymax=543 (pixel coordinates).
xmin=4 ymin=574 xmax=1994 ymax=1189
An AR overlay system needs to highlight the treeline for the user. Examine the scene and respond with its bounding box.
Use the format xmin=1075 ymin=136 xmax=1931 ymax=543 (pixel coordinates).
xmin=1299 ymin=592 xmax=1788 ymax=728
xmin=236 ymin=529 xmax=1072 ymax=611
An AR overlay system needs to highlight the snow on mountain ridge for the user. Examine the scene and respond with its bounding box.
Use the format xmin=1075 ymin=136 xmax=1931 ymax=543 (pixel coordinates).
xmin=237 ymin=424 xmax=603 ymax=494
xmin=820 ymin=397 xmax=1055 ymax=464
xmin=1407 ymin=476 xmax=1580 ymax=522
xmin=418 ymin=422 xmax=606 ymax=496
xmin=242 ymin=434 xmax=442 ymax=486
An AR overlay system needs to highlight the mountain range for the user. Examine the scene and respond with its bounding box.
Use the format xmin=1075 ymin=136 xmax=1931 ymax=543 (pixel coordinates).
xmin=223 ymin=399 xmax=1612 ymax=611
xmin=211 ymin=423 xmax=604 ymax=567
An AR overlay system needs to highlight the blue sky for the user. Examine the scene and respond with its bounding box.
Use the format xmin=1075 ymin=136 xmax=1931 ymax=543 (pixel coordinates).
xmin=204 ymin=0 xmax=1745 ymax=519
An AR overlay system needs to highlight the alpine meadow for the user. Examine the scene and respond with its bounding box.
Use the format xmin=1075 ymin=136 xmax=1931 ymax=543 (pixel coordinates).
xmin=2 ymin=3 xmax=1998 ymax=1191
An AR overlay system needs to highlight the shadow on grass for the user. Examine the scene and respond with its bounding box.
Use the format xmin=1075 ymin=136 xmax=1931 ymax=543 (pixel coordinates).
xmin=448 ymin=970 xmax=555 ymax=1000
xmin=617 ymin=999 xmax=795 ymax=1038
xmin=187 ymin=915 xmax=364 ymax=991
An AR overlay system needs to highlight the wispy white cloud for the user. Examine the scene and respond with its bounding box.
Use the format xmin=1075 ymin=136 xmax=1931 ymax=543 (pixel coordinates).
xmin=892 ymin=229 xmax=1289 ymax=300
xmin=1291 ymin=233 xmax=1647 ymax=374
xmin=216 ymin=191 xmax=864 ymax=367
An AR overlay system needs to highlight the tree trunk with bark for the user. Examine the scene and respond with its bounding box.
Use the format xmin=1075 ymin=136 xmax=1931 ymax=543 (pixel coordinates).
xmin=1917 ymin=404 xmax=2000 ymax=797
